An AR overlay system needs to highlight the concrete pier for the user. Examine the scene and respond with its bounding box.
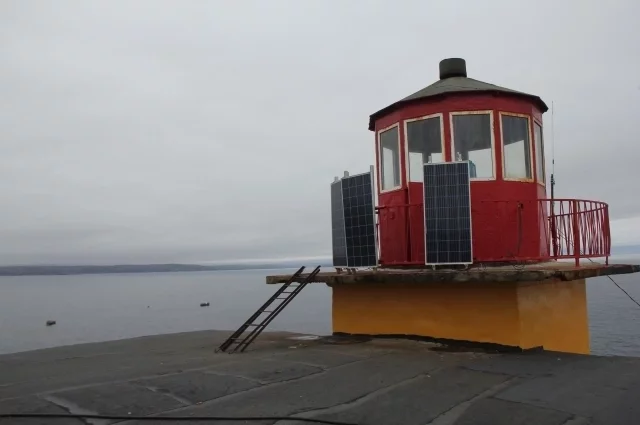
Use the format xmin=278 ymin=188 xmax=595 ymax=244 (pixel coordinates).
xmin=1 ymin=330 xmax=639 ymax=424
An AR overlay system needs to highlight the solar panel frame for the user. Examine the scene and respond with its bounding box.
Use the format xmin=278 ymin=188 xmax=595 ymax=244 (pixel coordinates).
xmin=423 ymin=161 xmax=473 ymax=266
xmin=342 ymin=169 xmax=377 ymax=267
xmin=331 ymin=180 xmax=348 ymax=267
xmin=331 ymin=167 xmax=378 ymax=268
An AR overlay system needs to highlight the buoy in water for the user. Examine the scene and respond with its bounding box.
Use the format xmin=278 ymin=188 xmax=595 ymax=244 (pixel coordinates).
xmin=200 ymin=302 xmax=210 ymax=307
xmin=46 ymin=320 xmax=56 ymax=326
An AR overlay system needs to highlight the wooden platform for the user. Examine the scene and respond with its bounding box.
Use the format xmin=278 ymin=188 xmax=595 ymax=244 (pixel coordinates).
xmin=266 ymin=262 xmax=640 ymax=285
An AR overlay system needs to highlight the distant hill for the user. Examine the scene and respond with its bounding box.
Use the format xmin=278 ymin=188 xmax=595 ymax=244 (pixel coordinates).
xmin=612 ymin=245 xmax=640 ymax=256
xmin=0 ymin=261 xmax=333 ymax=277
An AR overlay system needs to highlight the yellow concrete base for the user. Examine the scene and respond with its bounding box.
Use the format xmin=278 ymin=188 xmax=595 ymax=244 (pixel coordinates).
xmin=332 ymin=279 xmax=590 ymax=354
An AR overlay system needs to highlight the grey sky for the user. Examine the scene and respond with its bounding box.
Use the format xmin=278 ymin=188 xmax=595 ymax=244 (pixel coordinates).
xmin=1 ymin=0 xmax=639 ymax=265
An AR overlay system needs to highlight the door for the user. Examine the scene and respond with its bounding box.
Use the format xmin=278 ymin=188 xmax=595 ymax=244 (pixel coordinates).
xmin=405 ymin=114 xmax=445 ymax=264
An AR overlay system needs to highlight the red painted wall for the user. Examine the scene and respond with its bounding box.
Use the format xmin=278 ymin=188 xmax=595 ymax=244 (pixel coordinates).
xmin=373 ymin=93 xmax=548 ymax=264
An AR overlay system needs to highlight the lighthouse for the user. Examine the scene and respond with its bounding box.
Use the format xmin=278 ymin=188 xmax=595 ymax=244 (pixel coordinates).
xmin=267 ymin=58 xmax=640 ymax=355
xmin=371 ymin=57 xmax=553 ymax=266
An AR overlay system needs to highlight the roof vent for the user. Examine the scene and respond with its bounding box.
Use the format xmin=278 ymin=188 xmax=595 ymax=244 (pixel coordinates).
xmin=439 ymin=58 xmax=467 ymax=79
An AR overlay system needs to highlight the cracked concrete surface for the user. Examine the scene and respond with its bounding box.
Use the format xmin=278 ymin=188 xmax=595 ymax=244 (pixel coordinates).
xmin=0 ymin=330 xmax=639 ymax=424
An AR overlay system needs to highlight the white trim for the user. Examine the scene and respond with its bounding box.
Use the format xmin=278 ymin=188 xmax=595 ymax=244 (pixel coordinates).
xmin=423 ymin=164 xmax=427 ymax=265
xmin=533 ymin=120 xmax=546 ymax=187
xmin=426 ymin=262 xmax=474 ymax=266
xmin=370 ymin=165 xmax=379 ymax=267
xmin=423 ymin=161 xmax=474 ymax=266
xmin=340 ymin=178 xmax=347 ymax=267
xmin=342 ymin=177 xmax=350 ymax=268
xmin=499 ymin=112 xmax=535 ymax=183
xmin=449 ymin=110 xmax=496 ymax=181
xmin=376 ymin=123 xmax=402 ymax=193
xmin=403 ymin=113 xmax=445 ymax=184
xmin=342 ymin=170 xmax=371 ymax=178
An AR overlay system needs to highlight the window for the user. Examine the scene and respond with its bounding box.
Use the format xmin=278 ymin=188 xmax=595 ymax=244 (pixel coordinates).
xmin=378 ymin=125 xmax=400 ymax=191
xmin=406 ymin=115 xmax=443 ymax=182
xmin=501 ymin=114 xmax=532 ymax=180
xmin=451 ymin=113 xmax=493 ymax=178
xmin=534 ymin=122 xmax=545 ymax=183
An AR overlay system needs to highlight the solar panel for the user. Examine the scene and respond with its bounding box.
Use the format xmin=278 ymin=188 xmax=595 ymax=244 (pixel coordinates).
xmin=331 ymin=180 xmax=347 ymax=267
xmin=330 ymin=168 xmax=377 ymax=267
xmin=423 ymin=161 xmax=473 ymax=265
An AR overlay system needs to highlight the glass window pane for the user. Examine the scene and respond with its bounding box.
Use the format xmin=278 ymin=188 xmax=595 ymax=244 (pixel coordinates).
xmin=407 ymin=117 xmax=442 ymax=182
xmin=379 ymin=126 xmax=400 ymax=190
xmin=452 ymin=114 xmax=493 ymax=178
xmin=534 ymin=123 xmax=545 ymax=183
xmin=502 ymin=115 xmax=532 ymax=179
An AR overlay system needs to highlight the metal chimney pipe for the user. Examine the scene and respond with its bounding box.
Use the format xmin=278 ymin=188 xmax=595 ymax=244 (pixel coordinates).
xmin=439 ymin=58 xmax=467 ymax=79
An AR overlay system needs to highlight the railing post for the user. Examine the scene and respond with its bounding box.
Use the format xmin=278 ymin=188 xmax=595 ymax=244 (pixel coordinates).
xmin=571 ymin=200 xmax=581 ymax=266
xmin=604 ymin=204 xmax=610 ymax=265
xmin=550 ymin=200 xmax=558 ymax=259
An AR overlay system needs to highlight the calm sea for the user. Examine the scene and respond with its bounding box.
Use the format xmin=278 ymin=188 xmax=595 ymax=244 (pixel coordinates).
xmin=1 ymin=259 xmax=640 ymax=356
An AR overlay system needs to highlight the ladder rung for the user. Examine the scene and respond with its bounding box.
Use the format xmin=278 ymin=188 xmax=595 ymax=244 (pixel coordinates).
xmin=216 ymin=265 xmax=318 ymax=353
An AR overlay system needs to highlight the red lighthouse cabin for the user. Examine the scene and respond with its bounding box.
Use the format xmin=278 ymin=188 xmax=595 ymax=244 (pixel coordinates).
xmin=370 ymin=58 xmax=610 ymax=266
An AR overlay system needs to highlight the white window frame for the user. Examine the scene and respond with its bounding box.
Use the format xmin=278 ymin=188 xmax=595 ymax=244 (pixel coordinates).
xmin=403 ymin=113 xmax=446 ymax=184
xmin=533 ymin=119 xmax=546 ymax=186
xmin=499 ymin=112 xmax=535 ymax=183
xmin=449 ymin=110 xmax=496 ymax=181
xmin=377 ymin=122 xmax=402 ymax=193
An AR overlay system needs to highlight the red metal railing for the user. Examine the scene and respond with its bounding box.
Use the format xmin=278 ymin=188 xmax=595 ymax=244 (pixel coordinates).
xmin=375 ymin=199 xmax=610 ymax=266
xmin=544 ymin=199 xmax=611 ymax=265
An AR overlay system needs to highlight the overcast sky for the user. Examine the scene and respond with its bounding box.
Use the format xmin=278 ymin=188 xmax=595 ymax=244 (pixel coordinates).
xmin=1 ymin=0 xmax=639 ymax=265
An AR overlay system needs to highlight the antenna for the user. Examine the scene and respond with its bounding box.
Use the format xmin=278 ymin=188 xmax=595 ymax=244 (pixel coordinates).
xmin=550 ymin=100 xmax=556 ymax=200
xmin=550 ymin=100 xmax=558 ymax=258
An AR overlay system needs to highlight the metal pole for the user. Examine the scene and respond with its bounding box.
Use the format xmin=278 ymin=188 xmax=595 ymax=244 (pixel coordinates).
xmin=550 ymin=174 xmax=558 ymax=258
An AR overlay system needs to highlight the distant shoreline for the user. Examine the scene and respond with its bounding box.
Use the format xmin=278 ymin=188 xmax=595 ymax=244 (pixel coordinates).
xmin=0 ymin=263 xmax=332 ymax=277
xmin=0 ymin=248 xmax=637 ymax=277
